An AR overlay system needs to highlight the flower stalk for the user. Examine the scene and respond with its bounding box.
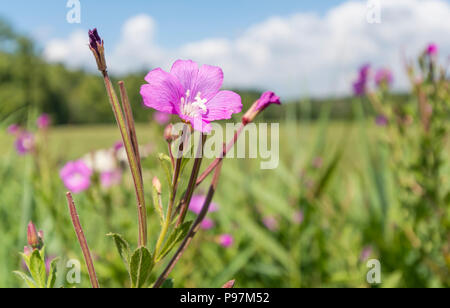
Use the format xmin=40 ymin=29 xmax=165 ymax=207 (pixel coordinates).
xmin=66 ymin=192 xmax=99 ymax=288
xmin=153 ymin=161 xmax=223 ymax=288
xmin=88 ymin=28 xmax=147 ymax=247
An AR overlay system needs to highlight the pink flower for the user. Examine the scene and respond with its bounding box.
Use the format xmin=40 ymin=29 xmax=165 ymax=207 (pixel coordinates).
xmin=256 ymin=91 xmax=281 ymax=111
xmin=262 ymin=216 xmax=279 ymax=231
xmin=293 ymin=211 xmax=304 ymax=224
xmin=219 ymin=234 xmax=234 ymax=248
xmin=353 ymin=64 xmax=370 ymax=96
xmin=7 ymin=124 xmax=20 ymax=135
xmin=15 ymin=132 xmax=35 ymax=155
xmin=426 ymin=43 xmax=438 ymax=56
xmin=243 ymin=91 xmax=281 ymax=124
xmin=188 ymin=195 xmax=219 ymax=214
xmin=374 ymin=68 xmax=393 ymax=87
xmin=100 ymin=169 xmax=122 ymax=188
xmin=140 ymin=59 xmax=242 ymax=132
xmin=200 ymin=218 xmax=215 ymax=230
xmin=153 ymin=111 xmax=171 ymax=125
xmin=37 ymin=113 xmax=51 ymax=129
xmin=60 ymin=160 xmax=92 ymax=193
xmin=375 ymin=115 xmax=388 ymax=126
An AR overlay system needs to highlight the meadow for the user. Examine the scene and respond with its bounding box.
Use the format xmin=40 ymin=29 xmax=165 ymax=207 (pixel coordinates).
xmin=1 ymin=112 xmax=448 ymax=288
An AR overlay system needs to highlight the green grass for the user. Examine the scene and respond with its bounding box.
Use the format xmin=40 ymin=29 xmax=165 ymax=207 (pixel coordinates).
xmin=0 ymin=120 xmax=448 ymax=288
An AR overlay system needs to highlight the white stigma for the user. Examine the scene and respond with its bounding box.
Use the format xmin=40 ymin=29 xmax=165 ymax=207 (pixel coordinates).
xmin=181 ymin=90 xmax=207 ymax=118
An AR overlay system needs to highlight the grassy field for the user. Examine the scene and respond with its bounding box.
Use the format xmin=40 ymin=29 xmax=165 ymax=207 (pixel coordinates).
xmin=0 ymin=118 xmax=448 ymax=288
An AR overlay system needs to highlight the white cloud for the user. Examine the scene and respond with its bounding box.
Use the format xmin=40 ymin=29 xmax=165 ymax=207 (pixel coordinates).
xmin=43 ymin=0 xmax=450 ymax=98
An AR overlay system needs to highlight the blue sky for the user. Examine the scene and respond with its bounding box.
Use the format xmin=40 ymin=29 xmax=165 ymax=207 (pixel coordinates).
xmin=0 ymin=0 xmax=348 ymax=48
xmin=1 ymin=0 xmax=449 ymax=97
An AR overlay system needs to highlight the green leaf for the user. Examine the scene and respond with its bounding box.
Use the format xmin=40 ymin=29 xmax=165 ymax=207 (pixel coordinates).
xmin=129 ymin=247 xmax=153 ymax=288
xmin=13 ymin=271 xmax=37 ymax=288
xmin=29 ymin=249 xmax=46 ymax=288
xmin=107 ymin=233 xmax=131 ymax=268
xmin=46 ymin=258 xmax=59 ymax=288
xmin=156 ymin=221 xmax=192 ymax=262
xmin=161 ymin=278 xmax=174 ymax=288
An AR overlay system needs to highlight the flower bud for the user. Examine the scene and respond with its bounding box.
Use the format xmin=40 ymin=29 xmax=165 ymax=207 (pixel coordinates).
xmin=88 ymin=28 xmax=107 ymax=72
xmin=164 ymin=123 xmax=179 ymax=143
xmin=152 ymin=176 xmax=162 ymax=194
xmin=27 ymin=221 xmax=43 ymax=250
xmin=242 ymin=91 xmax=281 ymax=125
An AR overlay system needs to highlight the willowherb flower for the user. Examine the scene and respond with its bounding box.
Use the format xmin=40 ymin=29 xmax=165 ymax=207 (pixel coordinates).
xmin=219 ymin=234 xmax=234 ymax=248
xmin=189 ymin=195 xmax=219 ymax=214
xmin=374 ymin=68 xmax=393 ymax=87
xmin=360 ymin=245 xmax=373 ymax=262
xmin=15 ymin=132 xmax=35 ymax=155
xmin=7 ymin=124 xmax=20 ymax=135
xmin=100 ymin=169 xmax=122 ymax=188
xmin=353 ymin=64 xmax=370 ymax=96
xmin=293 ymin=210 xmax=304 ymax=225
xmin=426 ymin=43 xmax=438 ymax=56
xmin=200 ymin=218 xmax=215 ymax=230
xmin=153 ymin=111 xmax=171 ymax=125
xmin=375 ymin=115 xmax=388 ymax=127
xmin=262 ymin=216 xmax=279 ymax=231
xmin=37 ymin=113 xmax=51 ymax=129
xmin=60 ymin=160 xmax=93 ymax=193
xmin=243 ymin=91 xmax=281 ymax=124
xmin=140 ymin=59 xmax=242 ymax=132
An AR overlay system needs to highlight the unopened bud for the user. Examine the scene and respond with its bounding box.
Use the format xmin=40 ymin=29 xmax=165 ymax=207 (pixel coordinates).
xmin=164 ymin=123 xmax=178 ymax=143
xmin=88 ymin=28 xmax=107 ymax=72
xmin=27 ymin=221 xmax=39 ymax=249
xmin=242 ymin=91 xmax=281 ymax=125
xmin=152 ymin=176 xmax=162 ymax=194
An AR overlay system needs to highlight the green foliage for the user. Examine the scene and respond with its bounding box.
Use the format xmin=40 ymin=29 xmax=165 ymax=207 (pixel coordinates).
xmin=129 ymin=247 xmax=153 ymax=288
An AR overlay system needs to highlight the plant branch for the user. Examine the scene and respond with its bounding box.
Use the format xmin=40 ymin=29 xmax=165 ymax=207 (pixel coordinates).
xmin=196 ymin=123 xmax=244 ymax=186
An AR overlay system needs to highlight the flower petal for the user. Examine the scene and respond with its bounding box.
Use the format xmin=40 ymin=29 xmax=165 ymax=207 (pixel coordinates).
xmin=190 ymin=117 xmax=212 ymax=133
xmin=141 ymin=68 xmax=184 ymax=114
xmin=170 ymin=59 xmax=199 ymax=92
xmin=193 ymin=64 xmax=224 ymax=101
xmin=204 ymin=90 xmax=242 ymax=121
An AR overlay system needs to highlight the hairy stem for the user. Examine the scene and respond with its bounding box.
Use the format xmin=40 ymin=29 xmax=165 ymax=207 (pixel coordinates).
xmin=102 ymin=72 xmax=147 ymax=247
xmin=66 ymin=192 xmax=99 ymax=288
xmin=153 ymin=162 xmax=223 ymax=288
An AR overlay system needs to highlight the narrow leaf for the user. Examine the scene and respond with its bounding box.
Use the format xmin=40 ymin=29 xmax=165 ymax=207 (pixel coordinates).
xmin=46 ymin=258 xmax=59 ymax=288
xmin=13 ymin=271 xmax=37 ymax=288
xmin=107 ymin=233 xmax=131 ymax=268
xmin=29 ymin=250 xmax=46 ymax=288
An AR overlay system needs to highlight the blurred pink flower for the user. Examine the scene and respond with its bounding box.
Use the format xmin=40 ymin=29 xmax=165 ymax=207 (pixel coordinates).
xmin=374 ymin=68 xmax=393 ymax=87
xmin=188 ymin=195 xmax=219 ymax=214
xmin=262 ymin=216 xmax=279 ymax=231
xmin=7 ymin=124 xmax=20 ymax=135
xmin=15 ymin=132 xmax=35 ymax=155
xmin=60 ymin=160 xmax=92 ymax=193
xmin=293 ymin=211 xmax=304 ymax=224
xmin=100 ymin=169 xmax=122 ymax=188
xmin=426 ymin=43 xmax=438 ymax=56
xmin=360 ymin=245 xmax=373 ymax=261
xmin=140 ymin=59 xmax=242 ymax=132
xmin=219 ymin=234 xmax=234 ymax=248
xmin=375 ymin=115 xmax=388 ymax=127
xmin=256 ymin=91 xmax=281 ymax=112
xmin=353 ymin=64 xmax=370 ymax=96
xmin=200 ymin=218 xmax=215 ymax=230
xmin=153 ymin=111 xmax=171 ymax=125
xmin=37 ymin=113 xmax=51 ymax=129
